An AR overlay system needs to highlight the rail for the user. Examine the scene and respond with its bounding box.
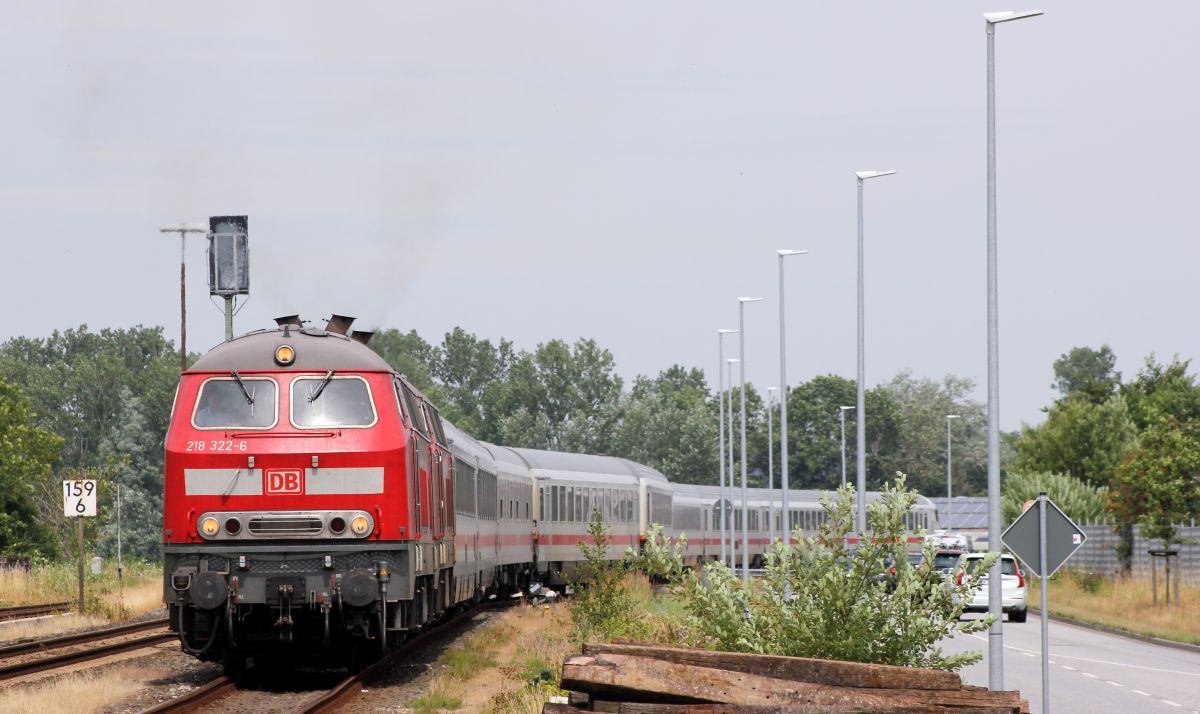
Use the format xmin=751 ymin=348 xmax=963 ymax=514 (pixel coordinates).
xmin=0 ymin=629 xmax=174 ymax=681
xmin=0 ymin=617 xmax=170 ymax=659
xmin=0 ymin=602 xmax=73 ymax=622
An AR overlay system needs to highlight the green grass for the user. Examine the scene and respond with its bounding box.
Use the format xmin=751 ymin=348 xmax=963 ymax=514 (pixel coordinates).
xmin=410 ymin=686 xmax=462 ymax=714
xmin=439 ymin=637 xmax=497 ymax=680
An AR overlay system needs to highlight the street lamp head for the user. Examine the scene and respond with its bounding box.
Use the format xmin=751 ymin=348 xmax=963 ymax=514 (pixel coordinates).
xmin=727 ymin=358 xmax=740 ymax=364
xmin=984 ymin=9 xmax=1043 ymax=23
xmin=839 ymin=405 xmax=855 ymax=412
xmin=159 ymin=224 xmax=208 ymax=234
xmin=947 ymin=414 xmax=962 ymax=420
xmin=777 ymin=249 xmax=809 ymax=257
xmin=768 ymin=386 xmax=777 ymax=393
xmin=855 ymin=170 xmax=897 ymax=181
xmin=718 ymin=328 xmax=738 ymax=335
xmin=738 ymin=297 xmax=764 ymax=303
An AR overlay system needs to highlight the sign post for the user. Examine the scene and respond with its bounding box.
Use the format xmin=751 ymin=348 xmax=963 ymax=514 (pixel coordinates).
xmin=1002 ymin=492 xmax=1086 ymax=714
xmin=62 ymin=480 xmax=97 ymax=614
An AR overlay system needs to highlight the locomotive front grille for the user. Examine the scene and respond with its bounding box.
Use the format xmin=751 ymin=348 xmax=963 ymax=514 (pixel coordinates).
xmin=248 ymin=515 xmax=324 ymax=536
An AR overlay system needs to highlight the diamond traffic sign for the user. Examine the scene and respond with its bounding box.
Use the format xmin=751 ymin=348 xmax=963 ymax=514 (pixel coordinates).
xmin=1002 ymin=496 xmax=1086 ymax=577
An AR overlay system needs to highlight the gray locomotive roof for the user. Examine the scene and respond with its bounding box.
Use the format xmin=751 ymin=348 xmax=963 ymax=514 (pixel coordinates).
xmin=189 ymin=326 xmax=393 ymax=373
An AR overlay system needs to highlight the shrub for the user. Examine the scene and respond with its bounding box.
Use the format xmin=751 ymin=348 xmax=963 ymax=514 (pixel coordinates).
xmin=642 ymin=475 xmax=997 ymax=670
xmin=1002 ymin=470 xmax=1108 ymax=525
xmin=569 ymin=510 xmax=649 ymax=644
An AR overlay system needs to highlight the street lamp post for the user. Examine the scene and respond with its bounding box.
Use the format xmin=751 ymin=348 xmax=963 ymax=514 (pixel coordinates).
xmin=738 ymin=297 xmax=763 ymax=583
xmin=839 ymin=406 xmax=855 ymax=489
xmin=717 ymin=329 xmax=738 ymax=569
xmin=767 ymin=386 xmax=777 ymax=544
xmin=777 ymin=249 xmax=807 ymax=542
xmin=854 ymin=170 xmax=895 ymax=534
xmin=946 ymin=414 xmax=961 ymax=530
xmin=159 ymin=223 xmax=209 ymax=373
xmin=984 ymin=8 xmax=1042 ymax=692
xmin=727 ymin=357 xmax=739 ymax=569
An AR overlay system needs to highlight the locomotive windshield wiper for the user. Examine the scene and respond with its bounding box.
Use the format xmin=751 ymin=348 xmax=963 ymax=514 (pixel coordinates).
xmin=308 ymin=370 xmax=335 ymax=403
xmin=230 ymin=371 xmax=255 ymax=405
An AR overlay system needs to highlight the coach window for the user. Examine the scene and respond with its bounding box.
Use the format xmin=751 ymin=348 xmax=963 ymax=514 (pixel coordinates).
xmin=192 ymin=377 xmax=278 ymax=429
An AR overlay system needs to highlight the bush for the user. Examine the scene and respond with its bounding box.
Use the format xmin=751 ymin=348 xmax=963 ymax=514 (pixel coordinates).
xmin=642 ymin=475 xmax=997 ymax=670
xmin=569 ymin=510 xmax=649 ymax=644
xmin=1002 ymin=471 xmax=1108 ymax=525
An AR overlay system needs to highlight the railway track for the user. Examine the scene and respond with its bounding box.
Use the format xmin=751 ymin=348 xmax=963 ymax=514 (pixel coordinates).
xmin=143 ymin=600 xmax=512 ymax=714
xmin=0 ymin=602 xmax=73 ymax=622
xmin=0 ymin=618 xmax=174 ymax=682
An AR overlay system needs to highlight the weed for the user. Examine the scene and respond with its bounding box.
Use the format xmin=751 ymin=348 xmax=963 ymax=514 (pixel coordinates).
xmin=410 ymin=685 xmax=463 ymax=714
xmin=439 ymin=637 xmax=496 ymax=680
xmin=568 ymin=510 xmax=650 ymax=644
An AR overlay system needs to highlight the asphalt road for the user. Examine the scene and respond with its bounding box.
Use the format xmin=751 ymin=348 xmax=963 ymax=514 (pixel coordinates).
xmin=940 ymin=614 xmax=1200 ymax=713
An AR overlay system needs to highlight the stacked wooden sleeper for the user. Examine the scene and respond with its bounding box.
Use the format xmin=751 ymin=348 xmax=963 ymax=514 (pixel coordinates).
xmin=546 ymin=640 xmax=1028 ymax=714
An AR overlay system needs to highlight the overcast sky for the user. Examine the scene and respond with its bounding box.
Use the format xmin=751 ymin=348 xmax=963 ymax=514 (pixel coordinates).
xmin=3 ymin=2 xmax=1197 ymax=431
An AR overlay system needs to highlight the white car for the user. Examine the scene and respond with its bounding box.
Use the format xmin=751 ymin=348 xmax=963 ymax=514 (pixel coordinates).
xmin=956 ymin=552 xmax=1027 ymax=622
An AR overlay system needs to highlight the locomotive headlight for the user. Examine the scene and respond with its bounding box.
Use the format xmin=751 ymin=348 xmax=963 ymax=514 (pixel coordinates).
xmin=199 ymin=516 xmax=220 ymax=538
xmin=274 ymin=344 xmax=295 ymax=366
xmin=351 ymin=515 xmax=371 ymax=536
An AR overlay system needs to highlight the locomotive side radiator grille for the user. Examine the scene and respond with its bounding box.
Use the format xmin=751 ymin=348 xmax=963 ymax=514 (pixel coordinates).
xmin=248 ymin=515 xmax=324 ymax=536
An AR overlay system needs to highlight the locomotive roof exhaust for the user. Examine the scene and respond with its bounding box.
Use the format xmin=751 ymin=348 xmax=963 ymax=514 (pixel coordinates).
xmin=274 ymin=315 xmax=302 ymax=327
xmin=325 ymin=314 xmax=356 ymax=335
xmin=350 ymin=330 xmax=375 ymax=346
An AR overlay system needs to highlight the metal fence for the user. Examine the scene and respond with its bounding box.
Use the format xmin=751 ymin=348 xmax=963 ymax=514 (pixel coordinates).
xmin=1069 ymin=521 xmax=1200 ymax=585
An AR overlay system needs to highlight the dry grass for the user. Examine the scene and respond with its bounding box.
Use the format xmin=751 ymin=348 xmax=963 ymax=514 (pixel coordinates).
xmin=488 ymin=604 xmax=572 ymax=714
xmin=0 ymin=613 xmax=112 ymax=643
xmin=1033 ymin=570 xmax=1200 ymax=645
xmin=410 ymin=579 xmax=687 ymax=713
xmin=0 ymin=662 xmax=150 ymax=714
xmin=99 ymin=578 xmax=164 ymax=619
xmin=0 ymin=562 xmax=161 ymax=621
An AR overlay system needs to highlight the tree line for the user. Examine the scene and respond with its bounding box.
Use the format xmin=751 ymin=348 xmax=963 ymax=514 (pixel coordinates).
xmin=22 ymin=323 xmax=1190 ymax=565
xmin=1008 ymin=345 xmax=1200 ymax=567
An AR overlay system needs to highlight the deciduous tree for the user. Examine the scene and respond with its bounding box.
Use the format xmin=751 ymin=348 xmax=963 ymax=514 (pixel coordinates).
xmin=0 ymin=378 xmax=62 ymax=558
xmin=1012 ymin=394 xmax=1135 ymax=488
xmin=1107 ymin=418 xmax=1200 ymax=550
xmin=1052 ymin=345 xmax=1120 ymax=403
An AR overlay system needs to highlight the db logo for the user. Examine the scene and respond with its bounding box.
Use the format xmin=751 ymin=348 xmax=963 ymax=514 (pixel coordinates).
xmin=265 ymin=469 xmax=303 ymax=495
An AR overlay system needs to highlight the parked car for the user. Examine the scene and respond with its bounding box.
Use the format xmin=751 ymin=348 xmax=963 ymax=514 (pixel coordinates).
xmin=956 ymin=552 xmax=1027 ymax=622
xmin=907 ymin=549 xmax=966 ymax=578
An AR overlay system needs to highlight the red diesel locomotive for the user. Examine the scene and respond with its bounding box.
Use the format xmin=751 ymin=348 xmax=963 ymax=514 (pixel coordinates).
xmin=163 ymin=315 xmax=484 ymax=669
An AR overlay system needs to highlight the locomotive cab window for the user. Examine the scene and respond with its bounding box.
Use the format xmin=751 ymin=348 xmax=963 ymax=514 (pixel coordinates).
xmin=290 ymin=375 xmax=377 ymax=428
xmin=192 ymin=377 xmax=278 ymax=429
xmin=399 ymin=382 xmax=428 ymax=436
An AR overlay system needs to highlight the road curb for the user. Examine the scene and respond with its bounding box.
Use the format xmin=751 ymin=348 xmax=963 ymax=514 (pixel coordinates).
xmin=1030 ymin=607 xmax=1200 ymax=655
